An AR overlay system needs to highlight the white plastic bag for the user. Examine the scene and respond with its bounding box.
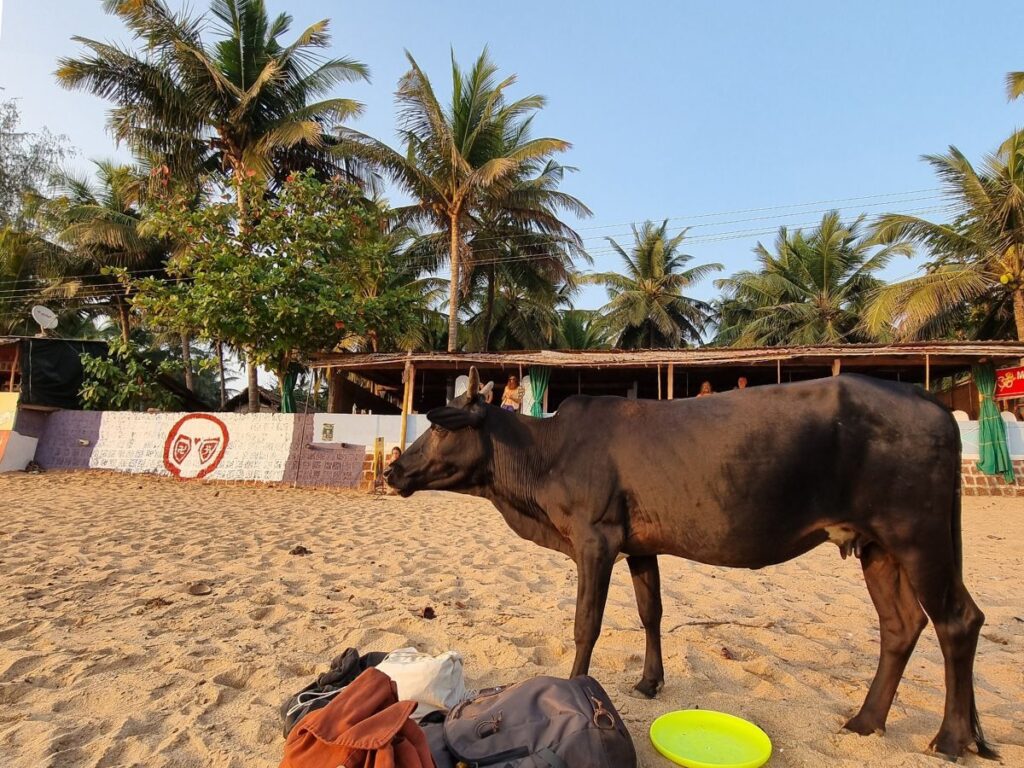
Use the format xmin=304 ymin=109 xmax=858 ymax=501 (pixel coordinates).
xmin=376 ymin=647 xmax=467 ymax=718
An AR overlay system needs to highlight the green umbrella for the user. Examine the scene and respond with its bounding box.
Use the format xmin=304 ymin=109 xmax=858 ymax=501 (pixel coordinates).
xmin=973 ymin=364 xmax=1014 ymax=483
xmin=529 ymin=366 xmax=550 ymax=418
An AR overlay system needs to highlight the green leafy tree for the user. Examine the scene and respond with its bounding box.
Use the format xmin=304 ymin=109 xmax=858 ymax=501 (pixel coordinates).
xmin=866 ymin=136 xmax=1024 ymax=340
xmin=133 ymin=172 xmax=416 ymax=408
xmin=588 ymin=220 xmax=721 ymax=348
xmin=340 ymin=48 xmax=575 ymax=351
xmin=715 ymin=212 xmax=906 ymax=346
xmin=57 ymin=0 xmax=369 ymax=409
xmin=80 ymin=337 xmax=183 ymax=411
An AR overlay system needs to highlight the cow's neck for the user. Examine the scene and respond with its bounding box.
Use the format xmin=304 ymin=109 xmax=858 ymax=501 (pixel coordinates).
xmin=481 ymin=413 xmax=557 ymax=519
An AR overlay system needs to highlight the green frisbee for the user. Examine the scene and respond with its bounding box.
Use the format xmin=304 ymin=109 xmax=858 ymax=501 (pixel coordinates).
xmin=649 ymin=709 xmax=772 ymax=768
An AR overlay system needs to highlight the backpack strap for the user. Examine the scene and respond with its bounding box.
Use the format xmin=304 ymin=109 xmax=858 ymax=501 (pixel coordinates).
xmin=535 ymin=748 xmax=568 ymax=768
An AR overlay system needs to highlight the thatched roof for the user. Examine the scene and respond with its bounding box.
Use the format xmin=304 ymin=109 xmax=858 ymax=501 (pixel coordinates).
xmin=311 ymin=341 xmax=1024 ymax=372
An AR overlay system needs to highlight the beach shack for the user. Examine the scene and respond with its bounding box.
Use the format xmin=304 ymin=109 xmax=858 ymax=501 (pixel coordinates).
xmin=309 ymin=341 xmax=1024 ymax=494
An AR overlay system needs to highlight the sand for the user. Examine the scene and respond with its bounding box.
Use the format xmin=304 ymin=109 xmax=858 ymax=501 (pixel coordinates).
xmin=0 ymin=472 xmax=1021 ymax=768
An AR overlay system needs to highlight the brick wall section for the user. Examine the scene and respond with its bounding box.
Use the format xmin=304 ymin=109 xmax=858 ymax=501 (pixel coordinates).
xmin=961 ymin=460 xmax=1024 ymax=497
xmin=283 ymin=414 xmax=365 ymax=488
xmin=33 ymin=410 xmax=101 ymax=469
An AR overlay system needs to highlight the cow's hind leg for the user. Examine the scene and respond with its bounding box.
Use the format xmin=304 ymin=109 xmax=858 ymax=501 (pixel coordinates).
xmin=844 ymin=544 xmax=926 ymax=736
xmin=627 ymin=555 xmax=664 ymax=697
xmin=569 ymin=540 xmax=615 ymax=678
xmin=900 ymin=550 xmax=997 ymax=760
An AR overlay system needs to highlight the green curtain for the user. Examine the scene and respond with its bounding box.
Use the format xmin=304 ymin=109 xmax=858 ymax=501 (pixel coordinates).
xmin=529 ymin=366 xmax=550 ymax=418
xmin=281 ymin=366 xmax=299 ymax=414
xmin=973 ymin=364 xmax=1015 ymax=483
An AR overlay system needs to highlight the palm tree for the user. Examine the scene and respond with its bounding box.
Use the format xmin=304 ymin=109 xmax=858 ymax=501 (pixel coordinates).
xmin=57 ymin=0 xmax=369 ymax=408
xmin=339 ymin=48 xmax=575 ymax=351
xmin=467 ymin=158 xmax=590 ymax=351
xmin=588 ymin=221 xmax=721 ymax=349
xmin=555 ymin=308 xmax=612 ymax=350
xmin=1007 ymin=71 xmax=1024 ymax=101
xmin=715 ymin=212 xmax=905 ymax=346
xmin=866 ymin=136 xmax=1024 ymax=341
xmin=41 ymin=161 xmax=169 ymax=345
xmin=464 ymin=271 xmax=571 ymax=351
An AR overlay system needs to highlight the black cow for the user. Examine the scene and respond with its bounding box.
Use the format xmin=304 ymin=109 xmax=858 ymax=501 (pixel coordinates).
xmin=386 ymin=368 xmax=995 ymax=760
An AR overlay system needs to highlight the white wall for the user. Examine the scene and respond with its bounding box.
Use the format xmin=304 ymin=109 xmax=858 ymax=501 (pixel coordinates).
xmin=312 ymin=413 xmax=429 ymax=450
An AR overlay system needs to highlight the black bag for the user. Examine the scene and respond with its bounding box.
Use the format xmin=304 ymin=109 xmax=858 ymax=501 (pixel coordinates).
xmin=425 ymin=675 xmax=636 ymax=768
xmin=280 ymin=647 xmax=387 ymax=737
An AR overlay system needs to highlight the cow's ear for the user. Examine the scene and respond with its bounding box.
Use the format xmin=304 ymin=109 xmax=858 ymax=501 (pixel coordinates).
xmin=466 ymin=367 xmax=480 ymax=402
xmin=427 ymin=405 xmax=485 ymax=431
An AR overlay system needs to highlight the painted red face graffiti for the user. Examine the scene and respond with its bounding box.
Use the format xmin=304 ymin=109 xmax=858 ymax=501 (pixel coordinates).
xmin=163 ymin=414 xmax=230 ymax=479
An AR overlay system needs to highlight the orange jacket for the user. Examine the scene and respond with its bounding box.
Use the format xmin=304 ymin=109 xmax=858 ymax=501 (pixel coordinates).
xmin=280 ymin=668 xmax=435 ymax=768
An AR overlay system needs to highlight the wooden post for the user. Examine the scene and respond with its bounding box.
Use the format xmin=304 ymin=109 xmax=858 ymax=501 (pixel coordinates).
xmin=657 ymin=364 xmax=662 ymax=400
xmin=399 ymin=359 xmax=413 ymax=451
xmin=776 ymin=359 xmax=781 ymax=384
xmin=667 ymin=363 xmax=674 ymax=400
xmin=407 ymin=362 xmax=417 ymax=416
xmin=925 ymin=354 xmax=931 ymax=391
xmin=542 ymin=385 xmax=549 ymax=414
xmin=832 ymin=358 xmax=842 ymax=377
xmin=8 ymin=343 xmax=19 ymax=392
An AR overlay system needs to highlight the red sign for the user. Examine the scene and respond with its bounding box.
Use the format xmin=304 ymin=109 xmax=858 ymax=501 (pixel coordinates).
xmin=163 ymin=414 xmax=229 ymax=479
xmin=995 ymin=365 xmax=1024 ymax=400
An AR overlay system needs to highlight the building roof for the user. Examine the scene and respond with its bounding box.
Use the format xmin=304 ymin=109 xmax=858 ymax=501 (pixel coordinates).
xmin=311 ymin=341 xmax=1024 ymax=372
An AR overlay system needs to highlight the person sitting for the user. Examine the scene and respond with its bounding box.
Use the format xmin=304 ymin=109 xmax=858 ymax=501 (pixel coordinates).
xmin=501 ymin=375 xmax=524 ymax=412
xmin=696 ymin=381 xmax=714 ymax=398
xmin=735 ymin=376 xmax=748 ymax=390
xmin=387 ymin=447 xmax=401 ymax=465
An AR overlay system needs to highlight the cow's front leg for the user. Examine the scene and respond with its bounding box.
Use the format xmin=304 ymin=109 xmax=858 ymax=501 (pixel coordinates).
xmin=569 ymin=540 xmax=615 ymax=678
xmin=627 ymin=555 xmax=664 ymax=697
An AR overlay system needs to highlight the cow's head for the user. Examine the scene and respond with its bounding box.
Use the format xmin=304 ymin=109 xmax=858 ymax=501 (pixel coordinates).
xmin=386 ymin=367 xmax=494 ymax=496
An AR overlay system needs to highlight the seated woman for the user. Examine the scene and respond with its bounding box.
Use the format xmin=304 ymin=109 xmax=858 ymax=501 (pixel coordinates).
xmin=501 ymin=375 xmax=524 ymax=412
xmin=696 ymin=380 xmax=714 ymax=398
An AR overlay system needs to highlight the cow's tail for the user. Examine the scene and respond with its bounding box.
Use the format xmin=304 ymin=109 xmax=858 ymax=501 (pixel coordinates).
xmin=951 ymin=454 xmax=999 ymax=760
xmin=951 ymin=468 xmax=963 ymax=575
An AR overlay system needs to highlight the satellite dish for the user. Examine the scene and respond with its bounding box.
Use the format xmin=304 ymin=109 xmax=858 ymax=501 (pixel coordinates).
xmin=31 ymin=305 xmax=58 ymax=331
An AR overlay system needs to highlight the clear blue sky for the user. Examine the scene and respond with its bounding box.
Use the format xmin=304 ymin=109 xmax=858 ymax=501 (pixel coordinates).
xmin=1 ymin=0 xmax=1022 ymax=310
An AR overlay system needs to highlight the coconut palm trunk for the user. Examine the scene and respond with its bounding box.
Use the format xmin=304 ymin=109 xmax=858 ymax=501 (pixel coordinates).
xmin=447 ymin=213 xmax=462 ymax=352
xmin=246 ymin=351 xmax=259 ymax=413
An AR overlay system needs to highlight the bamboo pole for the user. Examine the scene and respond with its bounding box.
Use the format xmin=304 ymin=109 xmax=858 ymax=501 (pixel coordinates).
xmin=776 ymin=359 xmax=781 ymax=384
xmin=407 ymin=362 xmax=417 ymax=416
xmin=832 ymin=358 xmax=842 ymax=376
xmin=657 ymin=364 xmax=662 ymax=400
xmin=667 ymin=363 xmax=674 ymax=399
xmin=399 ymin=359 xmax=413 ymax=451
xmin=925 ymin=354 xmax=931 ymax=391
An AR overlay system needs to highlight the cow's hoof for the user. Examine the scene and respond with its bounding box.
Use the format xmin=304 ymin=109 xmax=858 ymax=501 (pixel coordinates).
xmin=928 ymin=733 xmax=967 ymax=763
xmin=632 ymin=679 xmax=664 ymax=699
xmin=843 ymin=713 xmax=885 ymax=737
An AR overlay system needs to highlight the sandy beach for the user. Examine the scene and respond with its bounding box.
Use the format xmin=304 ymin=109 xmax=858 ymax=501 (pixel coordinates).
xmin=0 ymin=472 xmax=1021 ymax=767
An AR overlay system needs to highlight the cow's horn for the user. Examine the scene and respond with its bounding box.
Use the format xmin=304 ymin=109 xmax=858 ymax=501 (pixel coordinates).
xmin=466 ymin=367 xmax=480 ymax=401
